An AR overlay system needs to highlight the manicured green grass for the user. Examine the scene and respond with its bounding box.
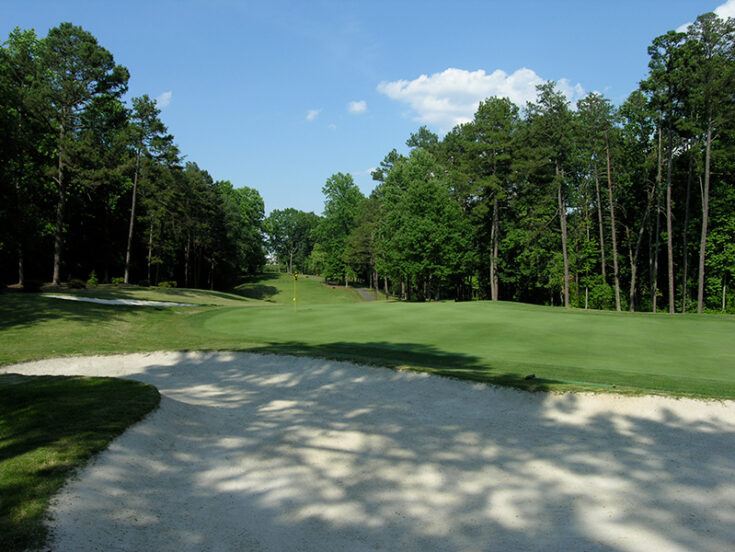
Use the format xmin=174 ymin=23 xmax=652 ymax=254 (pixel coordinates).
xmin=233 ymin=272 xmax=363 ymax=304
xmin=0 ymin=374 xmax=160 ymax=551
xmin=2 ymin=286 xmax=734 ymax=398
xmin=197 ymin=300 xmax=735 ymax=397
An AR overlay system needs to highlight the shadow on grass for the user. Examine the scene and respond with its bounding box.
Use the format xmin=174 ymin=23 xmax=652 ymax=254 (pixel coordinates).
xmin=232 ymin=273 xmax=282 ymax=301
xmin=231 ymin=284 xmax=279 ymax=301
xmin=21 ymin=351 xmax=735 ymax=551
xmin=238 ymin=340 xmax=554 ymax=393
xmin=0 ymin=293 xmax=160 ymax=333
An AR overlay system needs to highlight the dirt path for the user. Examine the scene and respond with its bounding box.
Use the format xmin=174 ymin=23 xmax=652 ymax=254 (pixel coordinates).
xmin=4 ymin=352 xmax=735 ymax=551
xmin=355 ymin=287 xmax=376 ymax=301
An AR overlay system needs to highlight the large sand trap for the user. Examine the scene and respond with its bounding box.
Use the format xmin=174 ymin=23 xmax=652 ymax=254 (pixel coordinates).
xmin=4 ymin=352 xmax=735 ymax=551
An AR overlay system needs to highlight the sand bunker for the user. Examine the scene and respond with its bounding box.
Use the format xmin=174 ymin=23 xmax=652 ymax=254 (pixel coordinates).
xmin=4 ymin=352 xmax=735 ymax=551
xmin=42 ymin=294 xmax=195 ymax=307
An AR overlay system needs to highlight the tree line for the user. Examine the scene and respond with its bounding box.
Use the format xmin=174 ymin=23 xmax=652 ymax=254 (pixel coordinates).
xmin=0 ymin=23 xmax=266 ymax=290
xmin=272 ymin=12 xmax=735 ymax=313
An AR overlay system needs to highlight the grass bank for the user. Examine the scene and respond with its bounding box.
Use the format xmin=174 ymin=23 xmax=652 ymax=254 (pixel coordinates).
xmin=0 ymin=375 xmax=160 ymax=551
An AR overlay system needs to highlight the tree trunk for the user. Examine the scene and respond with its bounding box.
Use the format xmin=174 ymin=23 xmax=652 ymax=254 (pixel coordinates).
xmin=384 ymin=277 xmax=388 ymax=298
xmin=681 ymin=139 xmax=694 ymax=313
xmin=665 ymin=122 xmax=675 ymax=313
xmin=557 ymin=164 xmax=570 ymax=308
xmin=653 ymin=193 xmax=662 ymax=312
xmin=605 ymin=132 xmax=621 ymax=311
xmin=124 ymin=149 xmax=141 ymax=285
xmin=722 ymin=276 xmax=727 ymax=312
xmin=15 ymin=112 xmax=25 ymax=286
xmin=697 ymin=113 xmax=713 ymax=314
xmin=628 ymin=181 xmax=656 ymax=312
xmin=52 ymin=120 xmax=66 ymax=286
xmin=147 ymin=218 xmax=154 ymax=284
xmin=490 ymin=197 xmax=499 ymax=301
xmin=374 ymin=269 xmax=379 ymax=299
xmin=184 ymin=234 xmax=191 ymax=288
xmin=651 ymin=123 xmax=663 ymax=312
xmin=210 ymin=259 xmax=215 ymax=291
xmin=593 ymin=158 xmax=607 ymax=283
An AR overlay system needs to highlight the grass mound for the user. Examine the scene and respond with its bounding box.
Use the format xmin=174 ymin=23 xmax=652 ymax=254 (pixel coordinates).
xmin=0 ymin=375 xmax=160 ymax=552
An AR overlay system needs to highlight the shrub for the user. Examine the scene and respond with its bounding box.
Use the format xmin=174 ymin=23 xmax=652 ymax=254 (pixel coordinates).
xmin=158 ymin=280 xmax=177 ymax=288
xmin=69 ymin=279 xmax=86 ymax=289
xmin=138 ymin=279 xmax=150 ymax=287
xmin=111 ymin=277 xmax=125 ymax=286
xmin=87 ymin=271 xmax=99 ymax=287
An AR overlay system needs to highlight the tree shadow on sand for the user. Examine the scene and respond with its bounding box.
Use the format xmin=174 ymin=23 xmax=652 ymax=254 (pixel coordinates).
xmin=32 ymin=352 xmax=735 ymax=552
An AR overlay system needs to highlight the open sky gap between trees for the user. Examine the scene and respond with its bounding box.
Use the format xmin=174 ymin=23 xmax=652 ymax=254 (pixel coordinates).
xmin=1 ymin=11 xmax=734 ymax=313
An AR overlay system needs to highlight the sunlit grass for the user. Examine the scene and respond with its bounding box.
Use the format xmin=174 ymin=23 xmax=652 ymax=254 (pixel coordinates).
xmin=233 ymin=272 xmax=363 ymax=304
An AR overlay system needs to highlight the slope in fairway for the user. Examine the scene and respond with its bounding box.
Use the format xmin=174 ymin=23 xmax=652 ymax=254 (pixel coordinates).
xmin=196 ymin=300 xmax=735 ymax=397
xmin=233 ymin=273 xmax=363 ymax=304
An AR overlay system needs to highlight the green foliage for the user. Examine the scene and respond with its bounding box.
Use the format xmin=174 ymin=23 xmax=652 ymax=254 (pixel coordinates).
xmin=87 ymin=270 xmax=99 ymax=287
xmin=377 ymin=149 xmax=470 ymax=300
xmin=111 ymin=277 xmax=125 ymax=285
xmin=0 ymin=24 xmax=264 ymax=293
xmin=264 ymin=208 xmax=319 ymax=274
xmin=157 ymin=280 xmax=177 ymax=288
xmin=68 ymin=278 xmax=86 ymax=289
xmin=316 ymin=173 xmax=365 ymax=283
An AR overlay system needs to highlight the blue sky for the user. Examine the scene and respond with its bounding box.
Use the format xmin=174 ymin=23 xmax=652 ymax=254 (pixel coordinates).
xmin=2 ymin=0 xmax=732 ymax=214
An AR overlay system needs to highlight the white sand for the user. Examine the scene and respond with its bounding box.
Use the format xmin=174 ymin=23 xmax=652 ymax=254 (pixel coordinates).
xmin=4 ymin=352 xmax=735 ymax=551
xmin=42 ymin=294 xmax=195 ymax=307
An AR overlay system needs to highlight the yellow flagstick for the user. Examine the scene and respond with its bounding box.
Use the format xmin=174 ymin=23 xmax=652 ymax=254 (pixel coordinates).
xmin=293 ymin=271 xmax=298 ymax=310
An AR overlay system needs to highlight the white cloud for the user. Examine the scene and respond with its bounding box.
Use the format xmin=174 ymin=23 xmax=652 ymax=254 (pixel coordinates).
xmin=556 ymin=78 xmax=585 ymax=102
xmin=328 ymin=123 xmax=337 ymax=131
xmin=377 ymin=67 xmax=585 ymax=132
xmin=156 ymin=91 xmax=172 ymax=108
xmin=347 ymin=100 xmax=367 ymax=114
xmin=716 ymin=0 xmax=735 ymax=19
xmin=678 ymin=0 xmax=735 ymax=31
xmin=306 ymin=109 xmax=322 ymax=121
xmin=352 ymin=167 xmax=375 ymax=176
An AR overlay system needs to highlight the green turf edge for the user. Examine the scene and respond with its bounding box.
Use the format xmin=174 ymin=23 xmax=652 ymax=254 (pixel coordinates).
xmin=25 ymin=343 xmax=726 ymax=401
xmin=226 ymin=343 xmax=735 ymax=400
xmin=0 ymin=375 xmax=161 ymax=552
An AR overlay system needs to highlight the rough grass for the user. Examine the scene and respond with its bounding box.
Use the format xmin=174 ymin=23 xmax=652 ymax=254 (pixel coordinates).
xmin=0 ymin=375 xmax=160 ymax=551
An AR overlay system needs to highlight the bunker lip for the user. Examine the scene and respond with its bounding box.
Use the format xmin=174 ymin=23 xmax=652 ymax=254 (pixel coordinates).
xmin=4 ymin=352 xmax=735 ymax=552
xmin=41 ymin=294 xmax=196 ymax=307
